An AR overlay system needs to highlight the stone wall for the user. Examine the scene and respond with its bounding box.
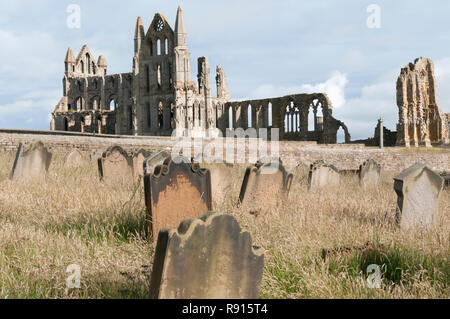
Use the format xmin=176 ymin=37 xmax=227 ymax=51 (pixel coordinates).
xmin=0 ymin=130 xmax=449 ymax=173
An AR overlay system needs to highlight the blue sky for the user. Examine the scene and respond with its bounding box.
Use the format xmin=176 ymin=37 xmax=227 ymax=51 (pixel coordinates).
xmin=1 ymin=0 xmax=450 ymax=139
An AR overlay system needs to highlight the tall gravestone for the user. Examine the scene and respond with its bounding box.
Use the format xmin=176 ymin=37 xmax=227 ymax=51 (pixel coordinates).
xmin=239 ymin=159 xmax=293 ymax=214
xmin=308 ymin=160 xmax=340 ymax=191
xmin=64 ymin=149 xmax=85 ymax=168
xmin=10 ymin=141 xmax=52 ymax=181
xmin=97 ymin=145 xmax=134 ymax=184
xmin=207 ymin=162 xmax=235 ymax=204
xmin=143 ymin=150 xmax=170 ymax=176
xmin=144 ymin=156 xmax=213 ymax=239
xmin=150 ymin=212 xmax=265 ymax=299
xmin=132 ymin=149 xmax=151 ymax=178
xmin=394 ymin=163 xmax=444 ymax=230
xmin=358 ymin=158 xmax=381 ymax=187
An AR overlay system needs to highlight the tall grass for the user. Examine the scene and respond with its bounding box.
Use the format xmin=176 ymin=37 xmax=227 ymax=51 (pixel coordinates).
xmin=0 ymin=150 xmax=448 ymax=298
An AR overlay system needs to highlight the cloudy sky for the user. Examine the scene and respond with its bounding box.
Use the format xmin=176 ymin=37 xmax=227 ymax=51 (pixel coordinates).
xmin=1 ymin=0 xmax=450 ymax=139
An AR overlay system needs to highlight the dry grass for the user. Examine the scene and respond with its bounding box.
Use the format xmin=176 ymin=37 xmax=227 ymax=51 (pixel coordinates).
xmin=0 ymin=150 xmax=448 ymax=299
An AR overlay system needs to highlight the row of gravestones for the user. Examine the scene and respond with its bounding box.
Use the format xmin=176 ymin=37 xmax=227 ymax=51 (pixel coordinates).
xmin=7 ymin=141 xmax=447 ymax=298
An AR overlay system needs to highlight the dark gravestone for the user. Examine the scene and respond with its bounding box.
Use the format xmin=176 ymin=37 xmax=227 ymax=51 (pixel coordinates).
xmin=143 ymin=150 xmax=170 ymax=176
xmin=144 ymin=156 xmax=213 ymax=240
xmin=239 ymin=160 xmax=293 ymax=214
xmin=97 ymin=145 xmax=134 ymax=184
xmin=10 ymin=141 xmax=52 ymax=181
xmin=150 ymin=212 xmax=264 ymax=299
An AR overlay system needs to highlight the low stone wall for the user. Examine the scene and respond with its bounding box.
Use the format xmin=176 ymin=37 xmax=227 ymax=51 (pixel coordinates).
xmin=0 ymin=129 xmax=449 ymax=173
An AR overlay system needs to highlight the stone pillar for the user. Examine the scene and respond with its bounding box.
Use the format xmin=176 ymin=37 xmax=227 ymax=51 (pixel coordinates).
xmin=378 ymin=117 xmax=384 ymax=149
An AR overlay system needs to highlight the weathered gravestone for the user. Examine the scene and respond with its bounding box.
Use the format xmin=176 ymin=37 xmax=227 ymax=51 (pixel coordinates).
xmin=150 ymin=211 xmax=264 ymax=299
xmin=144 ymin=156 xmax=212 ymax=239
xmin=358 ymin=158 xmax=381 ymax=187
xmin=308 ymin=160 xmax=340 ymax=191
xmin=97 ymin=146 xmax=134 ymax=184
xmin=10 ymin=141 xmax=52 ymax=181
xmin=239 ymin=159 xmax=293 ymax=214
xmin=143 ymin=150 xmax=170 ymax=176
xmin=64 ymin=149 xmax=85 ymax=168
xmin=132 ymin=149 xmax=151 ymax=178
xmin=394 ymin=163 xmax=444 ymax=230
xmin=206 ymin=162 xmax=235 ymax=204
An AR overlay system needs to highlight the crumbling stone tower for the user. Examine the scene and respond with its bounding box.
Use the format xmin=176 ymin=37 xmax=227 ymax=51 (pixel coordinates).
xmin=396 ymin=57 xmax=449 ymax=147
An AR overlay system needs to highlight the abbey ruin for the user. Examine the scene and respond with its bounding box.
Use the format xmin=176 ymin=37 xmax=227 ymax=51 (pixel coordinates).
xmin=395 ymin=57 xmax=449 ymax=147
xmin=51 ymin=7 xmax=350 ymax=143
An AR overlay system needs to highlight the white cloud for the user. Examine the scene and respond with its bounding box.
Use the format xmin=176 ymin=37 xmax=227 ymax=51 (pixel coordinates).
xmin=247 ymin=71 xmax=348 ymax=109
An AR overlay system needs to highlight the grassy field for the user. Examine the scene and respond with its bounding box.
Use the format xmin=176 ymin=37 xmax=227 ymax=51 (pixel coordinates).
xmin=0 ymin=150 xmax=448 ymax=299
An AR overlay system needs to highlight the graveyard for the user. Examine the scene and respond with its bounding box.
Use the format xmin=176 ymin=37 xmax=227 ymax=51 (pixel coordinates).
xmin=0 ymin=145 xmax=448 ymax=299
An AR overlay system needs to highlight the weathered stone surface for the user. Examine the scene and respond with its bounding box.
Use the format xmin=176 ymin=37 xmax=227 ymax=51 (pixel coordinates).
xmin=143 ymin=150 xmax=170 ymax=176
xmin=150 ymin=212 xmax=264 ymax=299
xmin=394 ymin=163 xmax=444 ymax=230
xmin=308 ymin=160 xmax=340 ymax=191
xmin=97 ymin=145 xmax=133 ymax=184
xmin=239 ymin=160 xmax=293 ymax=213
xmin=10 ymin=141 xmax=52 ymax=181
xmin=359 ymin=158 xmax=381 ymax=187
xmin=207 ymin=163 xmax=235 ymax=204
xmin=64 ymin=149 xmax=85 ymax=168
xmin=396 ymin=57 xmax=449 ymax=147
xmin=132 ymin=149 xmax=151 ymax=178
xmin=144 ymin=156 xmax=212 ymax=239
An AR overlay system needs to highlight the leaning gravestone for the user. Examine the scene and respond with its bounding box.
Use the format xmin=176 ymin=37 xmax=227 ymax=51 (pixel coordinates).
xmin=239 ymin=159 xmax=293 ymax=214
xmin=10 ymin=141 xmax=52 ymax=181
xmin=143 ymin=150 xmax=170 ymax=176
xmin=358 ymin=158 xmax=381 ymax=187
xmin=150 ymin=212 xmax=264 ymax=299
xmin=308 ymin=160 xmax=340 ymax=191
xmin=97 ymin=145 xmax=134 ymax=184
xmin=144 ymin=156 xmax=212 ymax=239
xmin=64 ymin=149 xmax=85 ymax=168
xmin=394 ymin=163 xmax=444 ymax=230
xmin=132 ymin=149 xmax=151 ymax=178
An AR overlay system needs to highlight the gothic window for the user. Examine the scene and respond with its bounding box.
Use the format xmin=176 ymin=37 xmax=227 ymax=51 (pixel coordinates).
xmin=129 ymin=106 xmax=133 ymax=130
xmin=146 ymin=65 xmax=150 ymax=92
xmin=165 ymin=38 xmax=169 ymax=55
xmin=170 ymin=103 xmax=174 ymax=129
xmin=157 ymin=65 xmax=162 ymax=88
xmin=157 ymin=39 xmax=161 ymax=56
xmin=109 ymin=100 xmax=117 ymax=111
xmin=229 ymin=106 xmax=233 ymax=129
xmin=92 ymin=63 xmax=96 ymax=75
xmin=155 ymin=18 xmax=164 ymax=32
xmin=147 ymin=103 xmax=151 ymax=128
xmin=93 ymin=79 xmax=98 ymax=89
xmin=268 ymin=102 xmax=273 ymax=127
xmin=158 ymin=102 xmax=164 ymax=128
xmin=248 ymin=104 xmax=252 ymax=128
xmin=198 ymin=104 xmax=202 ymax=127
xmin=150 ymin=40 xmax=153 ymax=56
xmin=80 ymin=60 xmax=85 ymax=73
xmin=86 ymin=54 xmax=91 ymax=74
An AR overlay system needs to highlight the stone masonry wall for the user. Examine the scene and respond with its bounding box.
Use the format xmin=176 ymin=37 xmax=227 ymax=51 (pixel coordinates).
xmin=0 ymin=130 xmax=449 ymax=173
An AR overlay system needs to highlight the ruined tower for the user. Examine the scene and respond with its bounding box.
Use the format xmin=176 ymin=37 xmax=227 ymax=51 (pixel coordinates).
xmin=396 ymin=57 xmax=449 ymax=147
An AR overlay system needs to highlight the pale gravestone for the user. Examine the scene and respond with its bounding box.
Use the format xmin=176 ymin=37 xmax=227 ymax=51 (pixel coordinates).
xmin=144 ymin=156 xmax=212 ymax=239
xmin=239 ymin=160 xmax=293 ymax=214
xmin=358 ymin=158 xmax=381 ymax=187
xmin=308 ymin=160 xmax=340 ymax=191
xmin=64 ymin=149 xmax=85 ymax=168
xmin=10 ymin=141 xmax=52 ymax=181
xmin=97 ymin=146 xmax=134 ymax=184
xmin=150 ymin=212 xmax=264 ymax=299
xmin=132 ymin=149 xmax=151 ymax=178
xmin=207 ymin=163 xmax=235 ymax=204
xmin=394 ymin=163 xmax=444 ymax=230
xmin=143 ymin=150 xmax=170 ymax=176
